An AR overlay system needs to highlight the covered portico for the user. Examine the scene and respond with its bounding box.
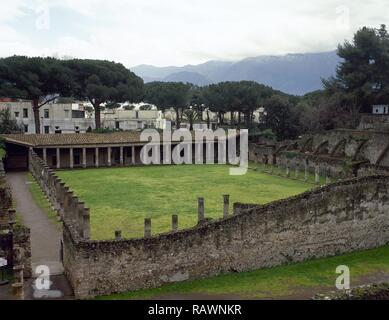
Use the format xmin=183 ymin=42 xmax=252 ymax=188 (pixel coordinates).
xmin=2 ymin=132 xmax=146 ymax=170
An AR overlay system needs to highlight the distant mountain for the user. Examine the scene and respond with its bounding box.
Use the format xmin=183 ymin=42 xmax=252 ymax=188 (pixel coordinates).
xmin=131 ymin=51 xmax=341 ymax=95
xmin=163 ymin=71 xmax=211 ymax=86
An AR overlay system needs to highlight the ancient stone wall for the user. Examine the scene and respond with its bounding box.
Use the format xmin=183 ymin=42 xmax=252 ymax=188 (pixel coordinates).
xmin=29 ymin=149 xmax=389 ymax=299
xmin=65 ymin=175 xmax=389 ymax=298
xmin=0 ymin=159 xmax=32 ymax=278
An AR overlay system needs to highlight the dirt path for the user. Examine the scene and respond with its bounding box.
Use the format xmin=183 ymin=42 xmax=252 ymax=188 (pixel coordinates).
xmin=6 ymin=172 xmax=73 ymax=299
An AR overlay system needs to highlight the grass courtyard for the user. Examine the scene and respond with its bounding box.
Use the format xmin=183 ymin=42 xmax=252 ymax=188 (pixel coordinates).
xmin=56 ymin=164 xmax=312 ymax=240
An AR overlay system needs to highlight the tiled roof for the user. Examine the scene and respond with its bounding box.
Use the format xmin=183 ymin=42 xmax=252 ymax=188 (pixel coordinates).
xmin=2 ymin=130 xmax=232 ymax=147
xmin=2 ymin=132 xmax=145 ymax=147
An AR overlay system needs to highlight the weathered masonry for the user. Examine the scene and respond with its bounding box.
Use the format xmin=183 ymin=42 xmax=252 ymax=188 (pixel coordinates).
xmin=249 ymin=128 xmax=389 ymax=179
xmin=28 ymin=150 xmax=389 ymax=299
xmin=0 ymin=158 xmax=32 ymax=299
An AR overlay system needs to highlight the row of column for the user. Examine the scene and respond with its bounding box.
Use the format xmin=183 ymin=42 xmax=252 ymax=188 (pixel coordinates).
xmin=274 ymin=160 xmax=331 ymax=184
xmin=42 ymin=146 xmax=136 ymax=169
xmin=113 ymin=195 xmax=231 ymax=240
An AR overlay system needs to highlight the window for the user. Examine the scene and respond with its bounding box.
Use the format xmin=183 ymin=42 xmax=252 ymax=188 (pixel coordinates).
xmin=44 ymin=109 xmax=49 ymax=118
xmin=74 ymin=155 xmax=81 ymax=165
xmin=135 ymin=111 xmax=139 ymax=119
xmin=23 ymin=108 xmax=28 ymax=118
xmin=14 ymin=112 xmax=19 ymax=118
xmin=54 ymin=126 xmax=62 ymax=134
xmin=44 ymin=126 xmax=50 ymax=134
xmin=64 ymin=110 xmax=70 ymax=119
xmin=75 ymin=126 xmax=80 ymax=133
xmin=115 ymin=121 xmax=120 ymax=129
xmin=24 ymin=125 xmax=28 ymax=133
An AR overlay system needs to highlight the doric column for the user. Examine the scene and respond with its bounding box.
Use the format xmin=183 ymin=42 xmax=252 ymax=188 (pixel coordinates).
xmin=304 ymin=160 xmax=308 ymax=181
xmin=82 ymin=148 xmax=86 ymax=168
xmin=198 ymin=197 xmax=205 ymax=222
xmin=223 ymin=194 xmax=230 ymax=218
xmin=107 ymin=147 xmax=112 ymax=167
xmin=43 ymin=148 xmax=47 ymax=164
xmin=95 ymin=148 xmax=99 ymax=167
xmin=120 ymin=147 xmax=124 ymax=166
xmin=56 ymin=148 xmax=61 ymax=169
xmin=69 ymin=148 xmax=74 ymax=169
xmin=315 ymin=165 xmax=320 ymax=185
xmin=132 ymin=146 xmax=135 ymax=164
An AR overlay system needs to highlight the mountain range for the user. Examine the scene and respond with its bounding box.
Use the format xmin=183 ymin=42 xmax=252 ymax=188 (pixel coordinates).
xmin=131 ymin=51 xmax=342 ymax=96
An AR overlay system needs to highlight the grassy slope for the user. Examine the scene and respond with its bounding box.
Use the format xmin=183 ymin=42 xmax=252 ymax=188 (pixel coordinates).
xmin=56 ymin=164 xmax=311 ymax=240
xmin=97 ymin=245 xmax=389 ymax=300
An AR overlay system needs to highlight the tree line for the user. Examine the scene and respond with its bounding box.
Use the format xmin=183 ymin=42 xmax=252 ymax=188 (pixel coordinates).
xmin=0 ymin=57 xmax=144 ymax=133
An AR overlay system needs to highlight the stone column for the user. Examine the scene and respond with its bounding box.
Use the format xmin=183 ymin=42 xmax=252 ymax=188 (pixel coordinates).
xmin=107 ymin=147 xmax=112 ymax=167
xmin=304 ymin=160 xmax=308 ymax=181
xmin=223 ymin=194 xmax=230 ymax=218
xmin=95 ymin=148 xmax=99 ymax=167
xmin=326 ymin=167 xmax=331 ymax=184
xmin=172 ymin=214 xmax=178 ymax=231
xmin=43 ymin=148 xmax=47 ymax=164
xmin=120 ymin=147 xmax=124 ymax=166
xmin=82 ymin=148 xmax=87 ymax=168
xmin=315 ymin=165 xmax=320 ymax=185
xmin=132 ymin=146 xmax=135 ymax=164
xmin=198 ymin=197 xmax=205 ymax=222
xmin=144 ymin=218 xmax=151 ymax=238
xmin=69 ymin=148 xmax=74 ymax=169
xmin=56 ymin=148 xmax=61 ymax=169
xmin=286 ymin=161 xmax=290 ymax=177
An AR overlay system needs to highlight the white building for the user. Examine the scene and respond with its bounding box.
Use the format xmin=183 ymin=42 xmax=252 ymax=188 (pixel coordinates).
xmin=372 ymin=105 xmax=389 ymax=115
xmin=0 ymin=101 xmax=95 ymax=134
xmin=101 ymin=109 xmax=166 ymax=130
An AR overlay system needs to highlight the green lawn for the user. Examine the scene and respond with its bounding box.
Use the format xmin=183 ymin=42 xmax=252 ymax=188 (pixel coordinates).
xmin=97 ymin=245 xmax=389 ymax=300
xmin=56 ymin=164 xmax=311 ymax=240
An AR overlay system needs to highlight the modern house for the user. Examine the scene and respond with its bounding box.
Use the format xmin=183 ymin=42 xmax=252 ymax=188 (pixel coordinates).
xmin=372 ymin=105 xmax=389 ymax=115
xmin=0 ymin=101 xmax=95 ymax=134
xmin=101 ymin=109 xmax=166 ymax=130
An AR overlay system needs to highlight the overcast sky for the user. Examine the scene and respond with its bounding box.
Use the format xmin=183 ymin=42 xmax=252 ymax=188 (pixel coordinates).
xmin=1 ymin=0 xmax=388 ymax=67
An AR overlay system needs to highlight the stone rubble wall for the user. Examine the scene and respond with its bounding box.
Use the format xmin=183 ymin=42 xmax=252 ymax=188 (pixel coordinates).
xmin=28 ymin=149 xmax=389 ymax=299
xmin=29 ymin=150 xmax=91 ymax=240
xmin=66 ymin=175 xmax=389 ymax=298
xmin=0 ymin=159 xmax=32 ymax=278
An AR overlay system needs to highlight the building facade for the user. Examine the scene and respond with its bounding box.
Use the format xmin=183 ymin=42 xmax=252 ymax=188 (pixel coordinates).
xmin=0 ymin=101 xmax=95 ymax=134
xmin=101 ymin=109 xmax=166 ymax=130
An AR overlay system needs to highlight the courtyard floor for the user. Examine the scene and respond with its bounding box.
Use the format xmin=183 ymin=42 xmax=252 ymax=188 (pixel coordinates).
xmin=56 ymin=164 xmax=312 ymax=240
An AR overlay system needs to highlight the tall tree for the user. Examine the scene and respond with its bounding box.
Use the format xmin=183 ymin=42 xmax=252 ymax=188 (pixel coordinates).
xmin=262 ymin=95 xmax=301 ymax=140
xmin=144 ymin=81 xmax=191 ymax=128
xmin=64 ymin=59 xmax=144 ymax=129
xmin=324 ymin=24 xmax=389 ymax=114
xmin=0 ymin=108 xmax=23 ymax=134
xmin=0 ymin=56 xmax=73 ymax=133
